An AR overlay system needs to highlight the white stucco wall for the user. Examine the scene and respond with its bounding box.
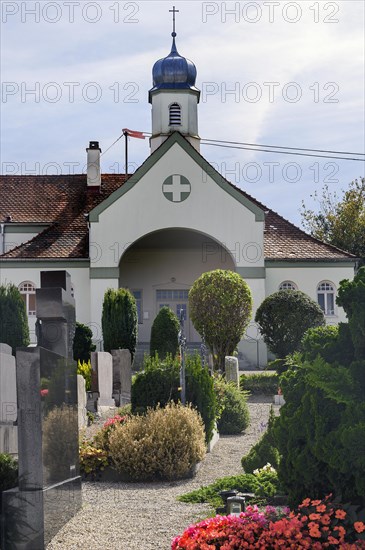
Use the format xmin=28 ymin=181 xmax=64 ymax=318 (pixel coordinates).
xmin=151 ymin=90 xmax=199 ymax=139
xmin=265 ymin=264 xmax=354 ymax=323
xmin=90 ymin=142 xmax=264 ymax=271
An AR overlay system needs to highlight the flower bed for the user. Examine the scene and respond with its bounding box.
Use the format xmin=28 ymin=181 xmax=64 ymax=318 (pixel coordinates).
xmin=172 ymin=496 xmax=365 ymax=549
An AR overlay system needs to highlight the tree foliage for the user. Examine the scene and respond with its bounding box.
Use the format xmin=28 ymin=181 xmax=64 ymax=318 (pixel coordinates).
xmin=0 ymin=283 xmax=30 ymax=352
xmin=255 ymin=290 xmax=325 ymax=358
xmin=150 ymin=306 xmax=180 ymax=359
xmin=273 ymin=270 xmax=365 ymax=508
xmin=101 ymin=288 xmax=138 ymax=357
xmin=73 ymin=322 xmax=96 ymax=362
xmin=189 ymin=270 xmax=252 ymax=370
xmin=337 ymin=266 xmax=365 ymax=359
xmin=301 ymin=178 xmax=365 ymax=263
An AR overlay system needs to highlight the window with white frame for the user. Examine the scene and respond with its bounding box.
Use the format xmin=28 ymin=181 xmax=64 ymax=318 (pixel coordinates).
xmin=279 ymin=281 xmax=298 ymax=291
xmin=169 ymin=103 xmax=181 ymax=126
xmin=19 ymin=281 xmax=36 ymax=316
xmin=317 ymin=281 xmax=336 ymax=315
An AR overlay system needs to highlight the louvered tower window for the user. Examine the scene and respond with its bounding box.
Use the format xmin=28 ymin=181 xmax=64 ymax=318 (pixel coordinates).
xmin=169 ymin=103 xmax=181 ymax=126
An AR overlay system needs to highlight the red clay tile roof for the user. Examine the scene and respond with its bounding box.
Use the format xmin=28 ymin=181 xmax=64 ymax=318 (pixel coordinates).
xmin=0 ymin=170 xmax=355 ymax=261
xmin=0 ymin=174 xmax=128 ymax=259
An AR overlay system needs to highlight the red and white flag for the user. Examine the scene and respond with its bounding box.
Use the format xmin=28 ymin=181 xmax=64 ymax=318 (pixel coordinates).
xmin=122 ymin=128 xmax=145 ymax=139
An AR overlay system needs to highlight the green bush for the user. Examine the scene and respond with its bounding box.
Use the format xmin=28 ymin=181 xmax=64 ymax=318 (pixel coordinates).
xmin=150 ymin=306 xmax=179 ymax=359
xmin=102 ymin=288 xmax=138 ymax=358
xmin=189 ymin=270 xmax=252 ymax=370
xmin=131 ymin=354 xmax=217 ymax=443
xmin=337 ymin=266 xmax=365 ymax=360
xmin=0 ymin=453 xmax=18 ymax=493
xmin=0 ymin=284 xmax=29 ymax=352
xmin=255 ymin=290 xmax=325 ymax=359
xmin=131 ymin=354 xmax=180 ymax=413
xmin=241 ymin=408 xmax=280 ymax=473
xmin=109 ymin=402 xmax=206 ymax=481
xmin=272 ymin=270 xmax=365 ymax=507
xmin=185 ymin=354 xmax=217 ymax=443
xmin=178 ymin=467 xmax=282 ymax=509
xmin=214 ymin=378 xmax=250 ymax=435
xmin=73 ymin=322 xmax=96 ymax=362
xmin=240 ymin=373 xmax=279 ymax=395
xmin=0 ymin=453 xmax=18 ymax=544
xmin=77 ymin=360 xmax=92 ymax=391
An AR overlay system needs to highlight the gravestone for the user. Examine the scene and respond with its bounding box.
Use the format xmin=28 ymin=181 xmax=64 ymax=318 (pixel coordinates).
xmin=225 ymin=356 xmax=240 ymax=388
xmin=77 ymin=374 xmax=87 ymax=429
xmin=0 ymin=343 xmax=18 ymax=454
xmin=111 ymin=349 xmax=132 ymax=405
xmin=1 ymin=271 xmax=82 ymax=550
xmin=91 ymin=352 xmax=115 ymax=411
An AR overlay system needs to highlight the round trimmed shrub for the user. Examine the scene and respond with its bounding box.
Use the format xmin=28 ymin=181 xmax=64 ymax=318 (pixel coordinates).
xmin=150 ymin=307 xmax=180 ymax=359
xmin=108 ymin=402 xmax=206 ymax=481
xmin=255 ymin=290 xmax=325 ymax=359
xmin=189 ymin=270 xmax=252 ymax=370
xmin=215 ymin=378 xmax=250 ymax=435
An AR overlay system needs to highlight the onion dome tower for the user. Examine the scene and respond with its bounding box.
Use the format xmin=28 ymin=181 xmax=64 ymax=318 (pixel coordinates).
xmin=149 ymin=7 xmax=201 ymax=153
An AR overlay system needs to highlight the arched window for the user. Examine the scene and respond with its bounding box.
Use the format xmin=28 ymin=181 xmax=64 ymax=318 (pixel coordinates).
xmin=19 ymin=281 xmax=36 ymax=316
xmin=317 ymin=281 xmax=336 ymax=316
xmin=279 ymin=281 xmax=298 ymax=291
xmin=169 ymin=103 xmax=181 ymax=126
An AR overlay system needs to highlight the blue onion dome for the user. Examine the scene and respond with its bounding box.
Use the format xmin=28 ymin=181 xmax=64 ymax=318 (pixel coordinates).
xmin=149 ymin=33 xmax=200 ymax=100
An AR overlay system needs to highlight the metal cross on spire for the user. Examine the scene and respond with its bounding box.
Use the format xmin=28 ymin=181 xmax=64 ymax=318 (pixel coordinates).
xmin=169 ymin=6 xmax=179 ymax=37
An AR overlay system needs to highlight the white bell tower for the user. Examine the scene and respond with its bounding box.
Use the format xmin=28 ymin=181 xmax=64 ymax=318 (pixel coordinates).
xmin=149 ymin=7 xmax=200 ymax=153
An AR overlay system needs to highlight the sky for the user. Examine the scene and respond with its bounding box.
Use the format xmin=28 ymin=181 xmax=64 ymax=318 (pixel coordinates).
xmin=1 ymin=0 xmax=364 ymax=227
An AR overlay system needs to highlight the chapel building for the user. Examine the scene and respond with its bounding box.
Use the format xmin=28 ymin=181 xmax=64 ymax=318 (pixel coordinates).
xmin=0 ymin=29 xmax=356 ymax=367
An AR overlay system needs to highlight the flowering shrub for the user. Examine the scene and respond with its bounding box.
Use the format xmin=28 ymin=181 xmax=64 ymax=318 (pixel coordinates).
xmin=253 ymin=462 xmax=276 ymax=476
xmin=93 ymin=414 xmax=127 ymax=451
xmin=292 ymin=494 xmax=365 ymax=547
xmin=172 ymin=497 xmax=365 ymax=549
xmin=79 ymin=441 xmax=109 ymax=478
xmin=77 ymin=359 xmax=92 ymax=391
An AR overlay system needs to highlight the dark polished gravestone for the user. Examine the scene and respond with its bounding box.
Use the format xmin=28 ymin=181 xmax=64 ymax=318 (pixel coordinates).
xmin=1 ymin=271 xmax=82 ymax=550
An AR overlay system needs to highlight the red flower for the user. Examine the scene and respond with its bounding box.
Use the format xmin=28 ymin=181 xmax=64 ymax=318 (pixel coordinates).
xmin=354 ymin=522 xmax=365 ymax=533
xmin=335 ymin=509 xmax=347 ymax=520
xmin=316 ymin=504 xmax=326 ymax=513
xmin=321 ymin=514 xmax=331 ymax=525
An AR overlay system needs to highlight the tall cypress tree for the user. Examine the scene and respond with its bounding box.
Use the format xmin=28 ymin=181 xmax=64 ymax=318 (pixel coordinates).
xmin=0 ymin=284 xmax=30 ymax=352
xmin=101 ymin=288 xmax=138 ymax=358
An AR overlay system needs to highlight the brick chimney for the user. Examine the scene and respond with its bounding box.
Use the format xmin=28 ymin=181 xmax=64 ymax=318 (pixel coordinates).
xmin=86 ymin=141 xmax=101 ymax=189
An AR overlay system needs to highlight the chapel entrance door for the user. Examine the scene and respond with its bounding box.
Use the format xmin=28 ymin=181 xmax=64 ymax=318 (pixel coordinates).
xmin=156 ymin=289 xmax=200 ymax=342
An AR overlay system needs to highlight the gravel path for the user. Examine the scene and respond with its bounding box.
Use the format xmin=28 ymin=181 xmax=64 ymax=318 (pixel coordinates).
xmin=47 ymin=397 xmax=278 ymax=550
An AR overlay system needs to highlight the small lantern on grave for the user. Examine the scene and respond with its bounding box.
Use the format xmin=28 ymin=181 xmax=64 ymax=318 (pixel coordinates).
xmin=227 ymin=495 xmax=246 ymax=515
